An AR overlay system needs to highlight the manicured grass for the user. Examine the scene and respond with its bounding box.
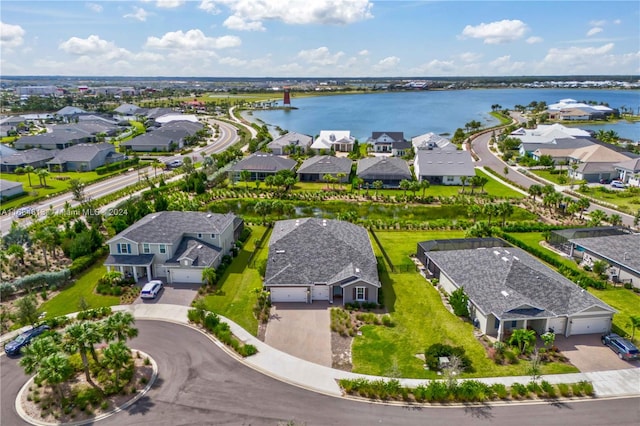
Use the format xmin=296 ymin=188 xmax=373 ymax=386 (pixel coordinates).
xmin=203 ymin=226 xmax=269 ymax=336
xmin=352 ymin=271 xmax=578 ymax=378
xmin=588 ymin=287 xmax=640 ymax=341
xmin=39 ymin=261 xmax=119 ymax=318
xmin=373 ymin=230 xmax=466 ymax=267
xmin=577 ymin=186 xmax=640 ymax=214
xmin=505 ymin=232 xmax=579 ymax=270
xmin=530 ymin=169 xmax=569 ymax=185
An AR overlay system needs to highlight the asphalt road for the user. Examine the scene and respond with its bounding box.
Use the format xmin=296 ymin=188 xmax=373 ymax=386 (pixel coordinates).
xmin=0 ymin=118 xmax=239 ymax=236
xmin=471 ymin=131 xmax=636 ymax=227
xmin=2 ymin=321 xmax=638 ymax=426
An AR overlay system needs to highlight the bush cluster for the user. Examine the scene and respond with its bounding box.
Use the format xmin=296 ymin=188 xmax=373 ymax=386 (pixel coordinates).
xmin=75 ymin=307 xmax=113 ymax=321
xmin=0 ymin=269 xmax=71 ymax=298
xmin=331 ymin=308 xmax=356 ymax=337
xmin=95 ymin=158 xmax=140 ymax=175
xmin=424 ymin=343 xmax=473 ymax=372
xmin=188 ymin=309 xmax=258 ymax=358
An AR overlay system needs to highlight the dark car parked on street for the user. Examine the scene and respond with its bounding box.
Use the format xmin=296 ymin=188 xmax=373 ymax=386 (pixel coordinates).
xmin=601 ymin=333 xmax=640 ymax=361
xmin=4 ymin=324 xmax=51 ymax=356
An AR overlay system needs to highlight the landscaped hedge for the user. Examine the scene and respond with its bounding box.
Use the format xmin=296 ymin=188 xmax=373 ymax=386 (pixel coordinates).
xmin=338 ymin=378 xmax=594 ymax=402
xmin=95 ymin=158 xmax=140 ymax=175
xmin=187 ymin=308 xmax=258 ymax=357
xmin=69 ymin=247 xmax=108 ymax=277
xmin=0 ymin=269 xmax=71 ymax=298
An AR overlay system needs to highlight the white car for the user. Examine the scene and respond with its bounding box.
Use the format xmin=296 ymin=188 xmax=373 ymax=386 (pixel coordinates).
xmin=610 ymin=180 xmax=626 ymax=189
xmin=140 ymin=280 xmax=163 ymax=299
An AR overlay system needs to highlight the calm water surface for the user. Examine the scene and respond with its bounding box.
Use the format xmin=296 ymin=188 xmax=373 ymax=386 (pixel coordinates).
xmin=245 ymin=88 xmax=640 ymax=141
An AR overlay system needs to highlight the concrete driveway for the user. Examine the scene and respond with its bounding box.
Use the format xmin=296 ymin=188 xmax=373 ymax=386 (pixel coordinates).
xmin=555 ymin=334 xmax=640 ymax=372
xmin=134 ymin=281 xmax=199 ymax=306
xmin=265 ymin=302 xmax=332 ymax=367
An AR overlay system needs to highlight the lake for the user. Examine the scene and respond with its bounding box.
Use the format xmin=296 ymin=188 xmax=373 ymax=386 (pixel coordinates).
xmin=244 ymin=88 xmax=640 ymax=142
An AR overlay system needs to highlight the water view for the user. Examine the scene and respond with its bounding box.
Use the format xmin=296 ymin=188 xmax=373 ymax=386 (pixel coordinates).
xmin=246 ymin=88 xmax=640 ymax=141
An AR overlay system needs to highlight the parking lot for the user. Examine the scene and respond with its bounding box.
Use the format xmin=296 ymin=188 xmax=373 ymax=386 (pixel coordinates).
xmin=554 ymin=334 xmax=640 ymax=372
xmin=134 ymin=281 xmax=199 ymax=306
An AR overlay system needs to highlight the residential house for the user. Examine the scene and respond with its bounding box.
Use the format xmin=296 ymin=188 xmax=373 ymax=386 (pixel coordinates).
xmin=0 ymin=144 xmax=17 ymax=158
xmin=367 ymin=131 xmax=407 ymax=155
xmin=154 ymin=114 xmax=199 ymax=125
xmin=356 ymin=157 xmax=412 ymax=188
xmin=267 ymin=131 xmax=313 ymax=155
xmin=0 ymin=116 xmax=26 ymax=137
xmin=264 ymin=218 xmax=380 ymax=304
xmin=418 ymin=238 xmax=616 ymax=340
xmin=310 ymin=130 xmax=355 ymax=153
xmin=297 ymin=155 xmax=352 ymax=183
xmin=568 ymin=233 xmax=640 ymax=289
xmin=547 ymin=99 xmax=615 ymax=120
xmin=614 ymin=158 xmax=640 ymax=187
xmin=105 ymin=211 xmax=243 ymax=284
xmin=121 ymin=120 xmax=203 ymax=152
xmin=46 ymin=143 xmax=124 ymax=172
xmin=114 ymin=103 xmax=143 ymax=116
xmin=55 ymin=106 xmax=86 ymax=118
xmin=411 ymin=132 xmax=456 ymax=153
xmin=0 ymin=179 xmax=24 ymax=200
xmin=566 ymin=145 xmax=634 ymax=183
xmin=0 ymin=148 xmax=57 ymax=173
xmin=414 ymin=149 xmax=475 ymax=185
xmin=512 ymin=124 xmax=592 ymax=156
xmin=13 ymin=125 xmax=96 ymax=150
xmin=228 ymin=152 xmax=297 ymax=183
xmin=528 ymin=137 xmax=596 ymax=162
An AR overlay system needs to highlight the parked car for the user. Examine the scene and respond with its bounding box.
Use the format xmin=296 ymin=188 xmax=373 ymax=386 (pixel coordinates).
xmin=4 ymin=324 xmax=51 ymax=356
xmin=610 ymin=180 xmax=626 ymax=189
xmin=14 ymin=206 xmax=36 ymax=218
xmin=165 ymin=159 xmax=183 ymax=168
xmin=601 ymin=333 xmax=640 ymax=360
xmin=599 ymin=178 xmax=610 ymax=184
xmin=141 ymin=280 xmax=163 ymax=299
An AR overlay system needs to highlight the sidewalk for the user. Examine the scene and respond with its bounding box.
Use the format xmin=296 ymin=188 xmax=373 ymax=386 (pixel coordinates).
xmin=4 ymin=304 xmax=639 ymax=400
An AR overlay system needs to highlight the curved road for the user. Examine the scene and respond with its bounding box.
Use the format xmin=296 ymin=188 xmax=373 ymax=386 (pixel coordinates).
xmin=471 ymin=131 xmax=636 ymax=227
xmin=2 ymin=321 xmax=638 ymax=426
xmin=0 ymin=118 xmax=239 ymax=236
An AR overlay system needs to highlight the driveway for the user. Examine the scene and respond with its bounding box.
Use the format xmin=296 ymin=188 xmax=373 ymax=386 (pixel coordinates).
xmin=134 ymin=281 xmax=199 ymax=306
xmin=265 ymin=302 xmax=332 ymax=367
xmin=554 ymin=334 xmax=640 ymax=372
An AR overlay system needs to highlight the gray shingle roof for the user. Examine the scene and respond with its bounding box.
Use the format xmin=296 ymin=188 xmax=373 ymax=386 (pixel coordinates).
xmin=521 ymin=137 xmax=600 ymax=153
xmin=265 ymin=218 xmax=379 ymax=287
xmin=0 ymin=144 xmax=17 ymax=157
xmin=47 ymin=143 xmax=113 ymax=164
xmin=415 ymin=149 xmax=475 ymax=177
xmin=615 ymin=158 xmax=640 ymax=172
xmin=370 ymin=132 xmax=405 ymax=143
xmin=297 ymin=155 xmax=353 ymax=175
xmin=166 ymin=237 xmax=221 ymax=267
xmin=425 ymin=245 xmax=615 ymax=319
xmin=104 ymin=254 xmax=155 ymax=266
xmin=1 ymin=148 xmax=57 ymax=166
xmin=229 ymin=152 xmax=296 ymax=172
xmin=267 ymin=132 xmax=312 ymax=149
xmin=356 ymin=157 xmax=411 ymax=180
xmin=569 ymin=234 xmax=640 ymax=275
xmin=106 ymin=211 xmax=236 ymax=245
xmin=0 ymin=179 xmax=23 ymax=191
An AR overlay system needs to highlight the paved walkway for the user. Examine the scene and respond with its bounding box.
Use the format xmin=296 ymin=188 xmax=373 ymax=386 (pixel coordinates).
xmin=3 ymin=304 xmax=639 ymax=400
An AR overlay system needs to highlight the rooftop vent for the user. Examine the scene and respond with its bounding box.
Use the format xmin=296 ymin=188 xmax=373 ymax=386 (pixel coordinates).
xmin=355 ymin=267 xmax=360 ymax=273
xmin=197 ymin=245 xmax=203 ymax=249
xmin=493 ymin=250 xmax=500 ymax=256
xmin=276 ymin=249 xmax=286 ymax=254
xmin=207 ymin=214 xmax=212 ymax=218
xmin=513 ymin=256 xmax=519 ymax=261
xmin=501 ymin=290 xmax=509 ymax=297
xmin=501 ymin=257 xmax=509 ymax=262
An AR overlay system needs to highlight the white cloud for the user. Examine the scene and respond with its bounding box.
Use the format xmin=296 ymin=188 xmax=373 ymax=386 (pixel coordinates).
xmin=223 ymin=15 xmax=265 ymax=31
xmin=373 ymin=56 xmax=399 ymax=71
xmin=297 ymin=46 xmax=344 ymax=65
xmin=358 ymin=49 xmax=369 ymax=56
xmin=215 ymin=0 xmax=373 ymax=31
xmin=142 ymin=0 xmax=186 ymax=8
xmin=613 ymin=19 xmax=621 ymax=25
xmin=58 ymin=35 xmax=131 ymax=60
xmin=458 ymin=52 xmax=482 ymax=62
xmin=410 ymin=59 xmax=456 ymax=75
xmin=542 ymin=43 xmax=615 ymax=68
xmin=461 ymin=19 xmax=528 ymax=44
xmin=86 ymin=3 xmax=103 ymax=13
xmin=145 ymin=29 xmax=241 ymax=50
xmin=587 ymin=27 xmax=603 ymax=37
xmin=589 ymin=20 xmax=607 ymax=27
xmin=526 ymin=36 xmax=543 ymax=44
xmin=124 ymin=7 xmax=149 ymax=22
xmin=488 ymin=55 xmax=526 ymax=73
xmin=199 ymin=0 xmax=220 ymax=14
xmin=0 ymin=22 xmax=25 ymax=48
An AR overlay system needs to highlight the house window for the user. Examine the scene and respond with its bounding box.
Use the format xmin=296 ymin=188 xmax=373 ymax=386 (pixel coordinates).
xmin=198 ymin=233 xmax=203 ymax=238
xmin=494 ymin=318 xmax=500 ymax=330
xmin=211 ymin=234 xmax=216 ymax=239
xmin=446 ymin=176 xmax=454 ymax=182
xmin=159 ymin=244 xmax=166 ymax=254
xmin=355 ymin=287 xmax=366 ymax=301
xmin=511 ymin=320 xmax=517 ymax=328
xmin=119 ymin=243 xmax=129 ymax=254
xmin=143 ymin=243 xmax=150 ymax=254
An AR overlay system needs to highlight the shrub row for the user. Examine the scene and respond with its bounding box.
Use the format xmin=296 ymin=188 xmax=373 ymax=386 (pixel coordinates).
xmin=75 ymin=307 xmax=113 ymax=321
xmin=187 ymin=309 xmax=258 ymax=358
xmin=339 ymin=378 xmax=594 ymax=402
xmin=69 ymin=247 xmax=108 ymax=277
xmin=95 ymin=158 xmax=141 ymax=175
xmin=0 ymin=269 xmax=71 ymax=299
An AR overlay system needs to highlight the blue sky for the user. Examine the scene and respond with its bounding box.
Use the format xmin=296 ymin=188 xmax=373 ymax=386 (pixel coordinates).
xmin=1 ymin=0 xmax=639 ymax=77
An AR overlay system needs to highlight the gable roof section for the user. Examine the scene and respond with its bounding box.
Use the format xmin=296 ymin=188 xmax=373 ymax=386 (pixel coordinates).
xmin=229 ymin=152 xmax=296 ymax=172
xmin=1 ymin=148 xmax=57 ymax=166
xmin=47 ymin=143 xmax=114 ymax=165
xmin=297 ymin=155 xmax=352 ymax=175
xmin=106 ymin=211 xmax=236 ymax=245
xmin=265 ymin=218 xmax=379 ymax=288
xmin=415 ymin=149 xmax=475 ymax=177
xmin=356 ymin=156 xmax=411 ymax=179
xmin=166 ymin=237 xmax=221 ymax=267
xmin=267 ymin=131 xmax=312 ymax=149
xmin=370 ymin=131 xmax=405 ymax=143
xmin=570 ymin=144 xmax=632 ymax=163
xmin=411 ymin=132 xmax=455 ymax=151
xmin=114 ymin=103 xmax=142 ymax=115
xmin=0 ymin=144 xmax=17 ymax=157
xmin=569 ymin=234 xmax=640 ymax=275
xmin=425 ymin=245 xmax=614 ymax=319
xmin=615 ymin=158 xmax=640 ymax=172
xmin=311 ymin=130 xmax=354 ymax=150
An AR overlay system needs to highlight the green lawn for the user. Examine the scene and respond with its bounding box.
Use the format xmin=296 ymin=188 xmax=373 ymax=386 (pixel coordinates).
xmin=203 ymin=226 xmax=269 ymax=335
xmin=529 ymin=169 xmax=569 ymax=185
xmin=577 ymin=186 xmax=640 ymax=214
xmin=39 ymin=261 xmax=119 ymax=318
xmin=373 ymin=230 xmax=465 ymax=268
xmin=352 ymin=271 xmax=578 ymax=378
xmin=588 ymin=287 xmax=640 ymax=341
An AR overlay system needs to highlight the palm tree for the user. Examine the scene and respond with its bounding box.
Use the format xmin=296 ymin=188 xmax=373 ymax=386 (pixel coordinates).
xmin=102 ymin=341 xmax=132 ymax=391
xmin=20 ymin=335 xmax=59 ymax=375
xmin=482 ymin=203 xmax=499 ymax=227
xmin=467 ymin=204 xmax=482 ymax=224
xmin=460 ymin=176 xmax=468 ymax=193
xmin=103 ymin=312 xmax=138 ymax=342
xmin=33 ymin=227 xmax=56 ymax=270
xmin=420 ymin=179 xmax=430 ymax=197
xmin=528 ymin=184 xmax=543 ymax=201
xmin=24 ymin=165 xmax=34 ymax=187
xmin=151 ymin=159 xmax=162 ymax=178
xmin=609 ymin=214 xmax=622 ymax=226
xmin=588 ymin=209 xmax=607 ymax=227
xmin=240 ymin=170 xmax=251 ymax=188
xmin=629 ymin=316 xmax=640 ymax=342
xmin=497 ymin=202 xmax=514 ymax=227
xmin=202 ymin=266 xmax=217 ymax=287
xmin=372 ymin=180 xmax=384 ymax=197
xmin=7 ymin=244 xmax=25 ymax=265
xmin=36 ymin=168 xmax=49 ymax=187
xmin=399 ymin=179 xmax=411 ymax=196
xmin=352 ymin=177 xmax=364 ymax=193
xmin=63 ymin=323 xmax=101 ymax=390
xmin=509 ymin=329 xmax=537 ymax=353
xmin=37 ymin=352 xmax=73 ymax=407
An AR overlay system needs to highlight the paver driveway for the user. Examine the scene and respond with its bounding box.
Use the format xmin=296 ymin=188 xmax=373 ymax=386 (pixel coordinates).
xmin=265 ymin=302 xmax=332 ymax=367
xmin=134 ymin=281 xmax=199 ymax=306
xmin=554 ymin=334 xmax=640 ymax=372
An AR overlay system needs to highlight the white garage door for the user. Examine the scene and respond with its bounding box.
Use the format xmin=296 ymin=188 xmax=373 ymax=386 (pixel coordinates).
xmin=170 ymin=269 xmax=202 ymax=284
xmin=270 ymin=287 xmax=308 ymax=303
xmin=312 ymin=285 xmax=330 ymax=301
xmin=570 ymin=317 xmax=610 ymax=335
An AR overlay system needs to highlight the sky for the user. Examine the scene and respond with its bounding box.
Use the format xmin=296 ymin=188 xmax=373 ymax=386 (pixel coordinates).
xmin=1 ymin=0 xmax=639 ymax=78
